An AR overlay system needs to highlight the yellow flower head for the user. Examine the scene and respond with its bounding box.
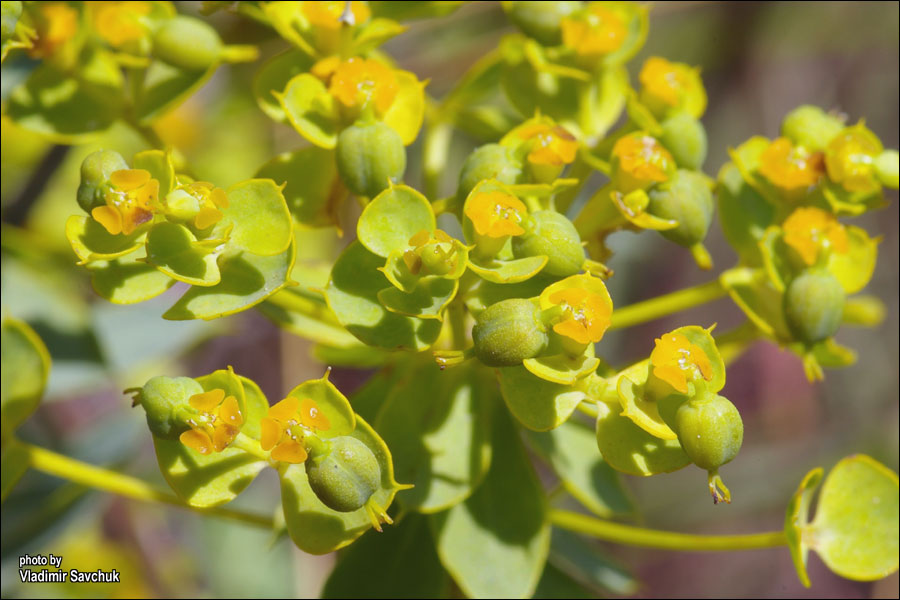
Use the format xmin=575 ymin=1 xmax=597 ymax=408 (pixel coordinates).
xmin=650 ymin=332 xmax=713 ymax=394
xmin=759 ymin=137 xmax=825 ymax=190
xmin=515 ymin=123 xmax=579 ymax=167
xmin=561 ymin=4 xmax=626 ymax=57
xmin=465 ymin=191 xmax=528 ymax=238
xmin=612 ymin=134 xmax=674 ymax=187
xmin=328 ymin=57 xmax=398 ymax=116
xmin=166 ymin=181 xmax=230 ymax=230
xmin=639 ymin=56 xmax=705 ymax=115
xmin=92 ymin=169 xmax=160 ymax=236
xmin=540 ymin=274 xmax=613 ymax=345
xmin=89 ymin=1 xmax=150 ymax=48
xmin=179 ymin=388 xmax=243 ymax=455
xmin=782 ymin=207 xmax=849 ymax=266
xmin=30 ymin=3 xmax=79 ymax=58
xmin=303 ymin=0 xmax=370 ymax=29
xmin=403 ymin=229 xmax=457 ymax=276
xmin=825 ymin=124 xmax=883 ymax=193
xmin=260 ymin=396 xmax=331 ymax=464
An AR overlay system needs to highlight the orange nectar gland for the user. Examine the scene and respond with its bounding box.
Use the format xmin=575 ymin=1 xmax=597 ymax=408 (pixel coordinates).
xmin=30 ymin=2 xmax=78 ymax=58
xmin=826 ymin=125 xmax=882 ymax=193
xmin=561 ymin=5 xmax=626 ymax=57
xmin=89 ymin=1 xmax=151 ymax=48
xmin=328 ymin=57 xmax=398 ymax=117
xmin=540 ymin=275 xmax=613 ymax=346
xmin=91 ymin=169 xmax=160 ymax=236
xmin=516 ymin=123 xmax=578 ymax=167
xmin=782 ymin=207 xmax=849 ymax=266
xmin=465 ymin=191 xmax=527 ymax=238
xmin=175 ymin=182 xmax=229 ymax=230
xmin=650 ymin=333 xmax=713 ymax=395
xmin=303 ymin=0 xmax=370 ymax=29
xmin=403 ymin=229 xmax=456 ymax=276
xmin=759 ymin=137 xmax=825 ymax=190
xmin=260 ymin=397 xmax=331 ymax=464
xmin=179 ymin=389 xmax=243 ymax=455
xmin=640 ymin=57 xmax=692 ymax=108
xmin=612 ymin=135 xmax=674 ymax=186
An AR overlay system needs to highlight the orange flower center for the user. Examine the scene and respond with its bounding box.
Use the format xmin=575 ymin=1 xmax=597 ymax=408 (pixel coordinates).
xmin=92 ymin=169 xmax=160 ymax=236
xmin=781 ymin=207 xmax=849 ymax=266
xmin=179 ymin=388 xmax=243 ymax=455
xmin=465 ymin=191 xmax=527 ymax=238
xmin=759 ymin=137 xmax=825 ymax=190
xmin=612 ymin=135 xmax=674 ymax=186
xmin=260 ymin=396 xmax=331 ymax=464
xmin=561 ymin=6 xmax=627 ymax=57
xmin=328 ymin=57 xmax=398 ymax=116
xmin=650 ymin=333 xmax=713 ymax=394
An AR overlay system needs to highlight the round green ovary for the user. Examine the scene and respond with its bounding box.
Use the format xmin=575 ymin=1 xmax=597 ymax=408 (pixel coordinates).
xmin=506 ymin=1 xmax=581 ymax=45
xmin=306 ymin=436 xmax=381 ymax=512
xmin=153 ymin=16 xmax=223 ymax=72
xmin=336 ymin=120 xmax=406 ymax=198
xmin=512 ymin=211 xmax=585 ymax=277
xmin=675 ymin=394 xmax=743 ymax=471
xmin=139 ymin=376 xmax=204 ymax=440
xmin=77 ymin=150 xmax=129 ymax=213
xmin=457 ymin=144 xmax=523 ymax=201
xmin=473 ymin=298 xmax=549 ymax=367
xmin=784 ymin=268 xmax=845 ymax=345
xmin=659 ymin=113 xmax=708 ymax=170
xmin=647 ymin=169 xmax=714 ymax=247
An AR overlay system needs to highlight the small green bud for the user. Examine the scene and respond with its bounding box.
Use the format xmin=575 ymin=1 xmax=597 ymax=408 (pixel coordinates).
xmin=512 ymin=210 xmax=585 ymax=277
xmin=875 ymin=149 xmax=899 ymax=189
xmin=659 ymin=113 xmax=708 ymax=170
xmin=77 ymin=149 xmax=129 ymax=213
xmin=505 ymin=1 xmax=581 ymax=46
xmin=784 ymin=268 xmax=845 ymax=345
xmin=1 ymin=1 xmax=22 ymax=43
xmin=137 ymin=376 xmax=204 ymax=439
xmin=676 ymin=394 xmax=743 ymax=472
xmin=306 ymin=436 xmax=381 ymax=513
xmin=457 ymin=144 xmax=523 ymax=202
xmin=336 ymin=120 xmax=406 ymax=198
xmin=473 ymin=298 xmax=549 ymax=367
xmin=153 ymin=16 xmax=223 ymax=72
xmin=647 ymin=169 xmax=714 ymax=247
xmin=781 ymin=105 xmax=845 ymax=152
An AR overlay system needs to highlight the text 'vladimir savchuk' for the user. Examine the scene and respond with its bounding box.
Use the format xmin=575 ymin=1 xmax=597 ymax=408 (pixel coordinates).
xmin=19 ymin=554 xmax=120 ymax=583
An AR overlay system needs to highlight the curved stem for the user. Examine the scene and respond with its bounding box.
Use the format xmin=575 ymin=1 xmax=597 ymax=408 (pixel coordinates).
xmin=610 ymin=278 xmax=728 ymax=331
xmin=24 ymin=443 xmax=273 ymax=529
xmin=549 ymin=509 xmax=787 ymax=551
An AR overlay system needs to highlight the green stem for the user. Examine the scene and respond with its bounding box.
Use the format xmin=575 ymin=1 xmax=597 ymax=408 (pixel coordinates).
xmin=424 ymin=119 xmax=453 ymax=200
xmin=24 ymin=443 xmax=273 ymax=529
xmin=549 ymin=509 xmax=787 ymax=551
xmin=555 ymin=157 xmax=592 ymax=216
xmin=232 ymin=432 xmax=270 ymax=462
xmin=610 ymin=278 xmax=728 ymax=331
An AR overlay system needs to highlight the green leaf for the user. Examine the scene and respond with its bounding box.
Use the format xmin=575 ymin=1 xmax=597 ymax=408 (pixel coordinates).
xmin=548 ymin=529 xmax=639 ymax=597
xmin=253 ymin=49 xmax=316 ymax=122
xmin=65 ymin=216 xmax=144 ymax=265
xmin=382 ymin=71 xmax=427 ymax=146
xmin=163 ymin=241 xmax=296 ymax=320
xmin=1 ymin=440 xmax=30 ymax=502
xmin=533 ymin=563 xmax=594 ymax=600
xmin=322 ymin=512 xmax=449 ymax=599
xmin=431 ymin=409 xmax=550 ymax=599
xmin=135 ymin=60 xmax=214 ymax=124
xmin=523 ymin=351 xmax=600 ymax=386
xmin=377 ymin=277 xmax=458 ymax=320
xmin=324 ymin=241 xmax=441 ymax=351
xmin=468 ymin=255 xmax=548 ymax=284
xmin=720 ymin=267 xmax=791 ymax=341
xmin=145 ymin=222 xmax=222 ymax=286
xmin=351 ymin=18 xmax=408 ymax=55
xmin=222 ymin=179 xmax=293 ymax=257
xmin=616 ymin=363 xmax=677 ymax=440
xmin=506 ymin=178 xmax=579 ymax=198
xmin=1 ymin=318 xmax=50 ymax=439
xmin=595 ymin=399 xmax=690 ymax=476
xmin=828 ymin=225 xmax=878 ymax=294
xmin=88 ymin=249 xmax=175 ymax=305
xmin=717 ymin=162 xmax=774 ymax=266
xmin=277 ymin=73 xmax=340 ymax=149
xmin=257 ymin=289 xmax=360 ymax=349
xmin=498 ymin=365 xmax=585 ymax=431
xmin=357 ymin=185 xmax=435 ymax=258
xmin=784 ymin=466 xmax=823 ymax=588
xmin=283 ymin=373 xmax=356 ymax=439
xmin=255 ymin=146 xmax=340 ymax=228
xmin=527 ymin=420 xmax=632 ymax=518
xmin=133 ymin=149 xmax=176 ymax=197
xmin=375 ymin=363 xmax=493 ymax=513
xmin=280 ymin=415 xmax=406 ymax=555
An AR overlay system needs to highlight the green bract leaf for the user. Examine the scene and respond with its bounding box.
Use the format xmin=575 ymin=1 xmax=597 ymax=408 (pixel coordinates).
xmin=257 ymin=289 xmax=360 ymax=349
xmin=222 ymin=179 xmax=293 ymax=256
xmin=382 ymin=70 xmax=427 ymax=146
xmin=88 ymin=249 xmax=175 ymax=305
xmin=255 ymin=147 xmax=340 ymax=228
xmin=377 ymin=277 xmax=458 ymax=320
xmin=468 ymin=255 xmax=548 ymax=284
xmin=720 ymin=267 xmax=791 ymax=341
xmin=278 ymin=73 xmax=340 ymax=149
xmin=163 ymin=241 xmax=296 ymax=320
xmin=784 ymin=466 xmax=824 ymax=588
xmin=828 ymin=225 xmax=878 ymax=294
xmin=717 ymin=162 xmax=774 ymax=266
xmin=594 ymin=399 xmax=690 ymax=477
xmin=357 ymin=185 xmax=435 ymax=258
xmin=431 ymin=409 xmax=550 ymax=599
xmin=549 ymin=528 xmax=639 ymax=597
xmin=616 ymin=361 xmax=678 ymax=441
xmin=523 ymin=346 xmax=600 ymax=386
xmin=1 ymin=318 xmax=50 ymax=439
xmin=498 ymin=365 xmax=586 ymax=431
xmin=280 ymin=415 xmax=405 ymax=554
xmin=527 ymin=420 xmax=632 ymax=518
xmin=253 ymin=49 xmax=316 ymax=122
xmin=759 ymin=227 xmax=792 ymax=292
xmin=821 ymin=179 xmax=886 ymax=216
xmin=375 ymin=362 xmax=493 ymax=513
xmin=325 ymin=242 xmax=441 ymax=351
xmin=135 ymin=60 xmax=214 ymax=125
xmin=283 ymin=373 xmax=356 ymax=439
xmin=612 ymin=189 xmax=678 ymax=231
xmin=506 ymin=178 xmax=580 ymax=198
xmin=65 ymin=216 xmax=144 ymax=265
xmin=351 ymin=18 xmax=408 ymax=55
xmin=133 ymin=149 xmax=176 ymax=198
xmin=145 ymin=222 xmax=221 ymax=286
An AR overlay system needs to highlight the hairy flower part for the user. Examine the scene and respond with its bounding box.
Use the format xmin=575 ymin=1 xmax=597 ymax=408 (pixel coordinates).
xmin=825 ymin=124 xmax=882 ymax=193
xmin=639 ymin=56 xmax=704 ymax=112
xmin=30 ymin=2 xmax=78 ymax=58
xmin=782 ymin=207 xmax=849 ymax=266
xmin=166 ymin=181 xmax=230 ymax=230
xmin=302 ymin=0 xmax=370 ymax=29
xmin=329 ymin=57 xmax=398 ymax=116
xmin=561 ymin=4 xmax=626 ymax=57
xmin=91 ymin=169 xmax=160 ymax=235
xmin=260 ymin=396 xmax=331 ymax=464
xmin=650 ymin=332 xmax=713 ymax=394
xmin=89 ymin=1 xmax=150 ymax=47
xmin=465 ymin=191 xmax=528 ymax=238
xmin=759 ymin=137 xmax=825 ymax=190
xmin=179 ymin=388 xmax=243 ymax=455
xmin=612 ymin=134 xmax=674 ymax=187
xmin=403 ymin=229 xmax=456 ymax=276
xmin=515 ymin=123 xmax=579 ymax=166
xmin=540 ymin=274 xmax=613 ymax=345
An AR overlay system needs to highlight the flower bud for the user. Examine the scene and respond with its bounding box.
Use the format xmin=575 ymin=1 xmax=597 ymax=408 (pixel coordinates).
xmin=505 ymin=1 xmax=581 ymax=46
xmin=784 ymin=268 xmax=845 ymax=345
xmin=336 ymin=120 xmax=406 ymax=198
xmin=646 ymin=169 xmax=713 ymax=248
xmin=153 ymin=16 xmax=223 ymax=72
xmin=675 ymin=394 xmax=743 ymax=473
xmin=473 ymin=298 xmax=549 ymax=367
xmin=875 ymin=149 xmax=899 ymax=189
xmin=306 ymin=436 xmax=381 ymax=512
xmin=781 ymin=105 xmax=845 ymax=152
xmin=457 ymin=144 xmax=523 ymax=202
xmin=659 ymin=113 xmax=707 ymax=170
xmin=512 ymin=210 xmax=585 ymax=277
xmin=77 ymin=150 xmax=129 ymax=213
xmin=137 ymin=376 xmax=204 ymax=440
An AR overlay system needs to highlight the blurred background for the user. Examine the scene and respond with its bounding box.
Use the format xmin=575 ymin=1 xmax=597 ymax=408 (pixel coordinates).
xmin=1 ymin=1 xmax=897 ymax=598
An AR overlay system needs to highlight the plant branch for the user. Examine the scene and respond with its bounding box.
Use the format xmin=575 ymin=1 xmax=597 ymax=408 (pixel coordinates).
xmin=610 ymin=278 xmax=728 ymax=331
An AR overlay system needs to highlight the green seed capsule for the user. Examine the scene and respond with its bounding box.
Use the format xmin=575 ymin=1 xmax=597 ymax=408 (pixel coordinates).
xmin=306 ymin=436 xmax=381 ymax=512
xmin=336 ymin=120 xmax=406 ymax=198
xmin=781 ymin=105 xmax=845 ymax=152
xmin=784 ymin=268 xmax=845 ymax=345
xmin=137 ymin=376 xmax=203 ymax=439
xmin=77 ymin=149 xmax=129 ymax=213
xmin=505 ymin=1 xmax=581 ymax=46
xmin=659 ymin=113 xmax=708 ymax=170
xmin=153 ymin=16 xmax=223 ymax=71
xmin=647 ymin=169 xmax=714 ymax=247
xmin=512 ymin=210 xmax=585 ymax=277
xmin=675 ymin=393 xmax=743 ymax=472
xmin=1 ymin=1 xmax=22 ymax=43
xmin=473 ymin=298 xmax=549 ymax=367
xmin=457 ymin=144 xmax=523 ymax=202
